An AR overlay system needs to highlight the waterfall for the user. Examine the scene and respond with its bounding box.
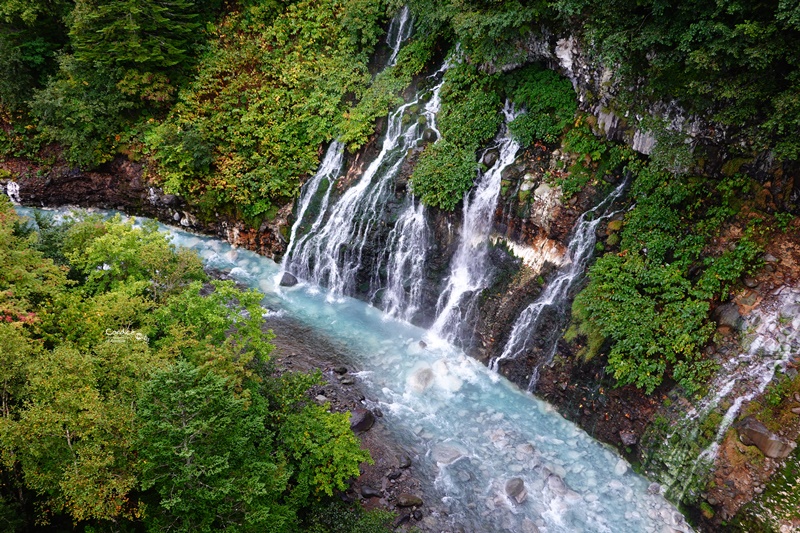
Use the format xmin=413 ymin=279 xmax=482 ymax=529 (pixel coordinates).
xmin=278 ymin=141 xmax=344 ymax=278
xmin=653 ymin=285 xmax=800 ymax=501
xmin=429 ymin=101 xmax=522 ymax=345
xmin=386 ymin=5 xmax=413 ymax=66
xmin=5 ymin=181 xmax=20 ymax=204
xmin=491 ymin=178 xmax=629 ymax=390
xmin=376 ymin=198 xmax=429 ymax=322
xmin=285 ymin=70 xmax=446 ymax=304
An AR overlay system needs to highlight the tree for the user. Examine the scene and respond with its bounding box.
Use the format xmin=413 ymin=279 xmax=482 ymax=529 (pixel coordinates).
xmin=137 ymin=361 xmax=294 ymax=533
xmin=69 ymin=0 xmax=201 ymax=73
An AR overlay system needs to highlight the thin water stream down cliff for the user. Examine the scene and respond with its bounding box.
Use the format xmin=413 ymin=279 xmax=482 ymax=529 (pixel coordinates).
xmin=16 ymin=205 xmax=692 ymax=533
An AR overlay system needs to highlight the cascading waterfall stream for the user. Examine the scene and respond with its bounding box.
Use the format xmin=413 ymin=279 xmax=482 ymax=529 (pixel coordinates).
xmin=4 ymin=181 xmax=20 ymax=204
xmin=371 ymin=62 xmax=449 ymax=322
xmin=428 ymin=101 xmax=521 ymax=345
xmin=15 ymin=205 xmax=694 ymax=533
xmin=653 ymin=285 xmax=800 ymax=501
xmin=278 ymin=141 xmax=344 ymax=278
xmin=386 ymin=5 xmax=412 ymax=66
xmin=491 ymin=178 xmax=629 ymax=390
xmin=377 ymin=198 xmax=429 ymax=322
xmin=285 ymin=67 xmax=446 ymax=309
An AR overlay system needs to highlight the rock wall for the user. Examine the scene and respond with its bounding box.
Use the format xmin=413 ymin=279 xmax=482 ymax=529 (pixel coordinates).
xmin=1 ymin=157 xmax=290 ymax=259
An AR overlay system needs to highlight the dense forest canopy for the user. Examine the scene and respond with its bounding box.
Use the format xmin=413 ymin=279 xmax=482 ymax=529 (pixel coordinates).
xmin=0 ymin=198 xmax=393 ymax=531
xmin=0 ymin=0 xmax=797 ymax=216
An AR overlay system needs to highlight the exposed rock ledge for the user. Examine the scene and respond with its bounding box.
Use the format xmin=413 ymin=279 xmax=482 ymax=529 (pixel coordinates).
xmin=0 ymin=157 xmax=289 ymax=259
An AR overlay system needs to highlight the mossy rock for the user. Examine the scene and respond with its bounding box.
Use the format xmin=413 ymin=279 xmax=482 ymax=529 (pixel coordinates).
xmin=606 ymin=233 xmax=620 ymax=247
xmin=721 ymin=158 xmax=752 ymax=177
xmin=518 ymin=189 xmax=531 ymax=204
xmin=607 ymin=219 xmax=623 ymax=233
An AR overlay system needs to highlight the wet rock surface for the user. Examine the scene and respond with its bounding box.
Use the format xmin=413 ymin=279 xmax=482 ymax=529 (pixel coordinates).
xmin=1 ymin=157 xmax=289 ymax=259
xmin=736 ymin=417 xmax=796 ymax=459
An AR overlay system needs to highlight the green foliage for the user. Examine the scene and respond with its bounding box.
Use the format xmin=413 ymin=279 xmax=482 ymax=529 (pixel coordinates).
xmin=0 ymin=209 xmax=374 ymax=530
xmin=0 ymin=0 xmax=71 ymax=111
xmin=0 ymin=197 xmax=67 ymax=323
xmin=411 ymin=62 xmax=502 ymax=210
xmin=69 ymin=0 xmax=201 ymax=72
xmin=145 ymin=0 xmax=389 ymax=218
xmin=29 ymin=55 xmax=139 ymax=167
xmin=557 ymin=119 xmax=635 ymax=197
xmin=410 ymin=139 xmax=479 ymax=210
xmin=137 ymin=361 xmax=294 ymax=533
xmin=63 ymin=215 xmax=205 ymax=299
xmin=572 ymin=168 xmax=763 ymax=394
xmin=303 ymin=500 xmax=394 ymax=533
xmin=505 ymin=64 xmax=577 ymax=145
xmin=555 ymin=0 xmax=800 ymax=160
xmin=437 ymin=63 xmax=503 ymax=151
xmin=774 ymin=212 xmax=795 ymax=232
xmin=406 ymin=0 xmax=549 ymax=64
xmin=573 ymin=251 xmax=715 ymax=394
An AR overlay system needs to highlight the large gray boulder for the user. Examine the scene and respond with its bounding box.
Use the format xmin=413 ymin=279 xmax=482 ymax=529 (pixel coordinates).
xmin=713 ymin=303 xmax=743 ymax=330
xmin=279 ymin=272 xmax=298 ymax=287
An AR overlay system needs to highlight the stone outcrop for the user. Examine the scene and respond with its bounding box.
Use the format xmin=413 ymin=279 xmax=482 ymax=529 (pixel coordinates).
xmin=735 ymin=417 xmax=797 ymax=459
xmin=0 ymin=157 xmax=290 ymax=259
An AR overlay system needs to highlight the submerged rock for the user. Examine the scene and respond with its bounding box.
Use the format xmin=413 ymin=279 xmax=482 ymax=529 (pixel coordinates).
xmin=505 ymin=477 xmax=527 ymax=504
xmin=279 ymin=272 xmax=298 ymax=286
xmin=408 ymin=366 xmax=435 ymax=392
xmin=735 ymin=416 xmax=796 ymax=458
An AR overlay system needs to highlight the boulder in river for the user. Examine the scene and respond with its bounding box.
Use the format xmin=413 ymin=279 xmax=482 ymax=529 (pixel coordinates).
xmin=735 ymin=416 xmax=797 ymax=458
xmin=350 ymin=408 xmax=375 ymax=433
xmin=279 ymin=272 xmax=298 ymax=287
xmin=409 ymin=366 xmax=435 ymax=392
xmin=506 ymin=477 xmax=527 ymax=504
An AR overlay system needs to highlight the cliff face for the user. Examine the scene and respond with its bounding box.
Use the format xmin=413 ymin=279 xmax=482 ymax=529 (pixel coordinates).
xmin=1 ymin=156 xmax=290 ymax=260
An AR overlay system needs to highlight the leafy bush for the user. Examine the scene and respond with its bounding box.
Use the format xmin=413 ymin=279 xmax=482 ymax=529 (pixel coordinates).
xmin=410 ymin=139 xmax=478 ymax=209
xmin=505 ymin=64 xmax=577 ymax=145
xmin=411 ymin=62 xmax=502 ymax=210
xmin=572 ymin=168 xmax=763 ymax=394
xmin=573 ymin=251 xmax=715 ymax=394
